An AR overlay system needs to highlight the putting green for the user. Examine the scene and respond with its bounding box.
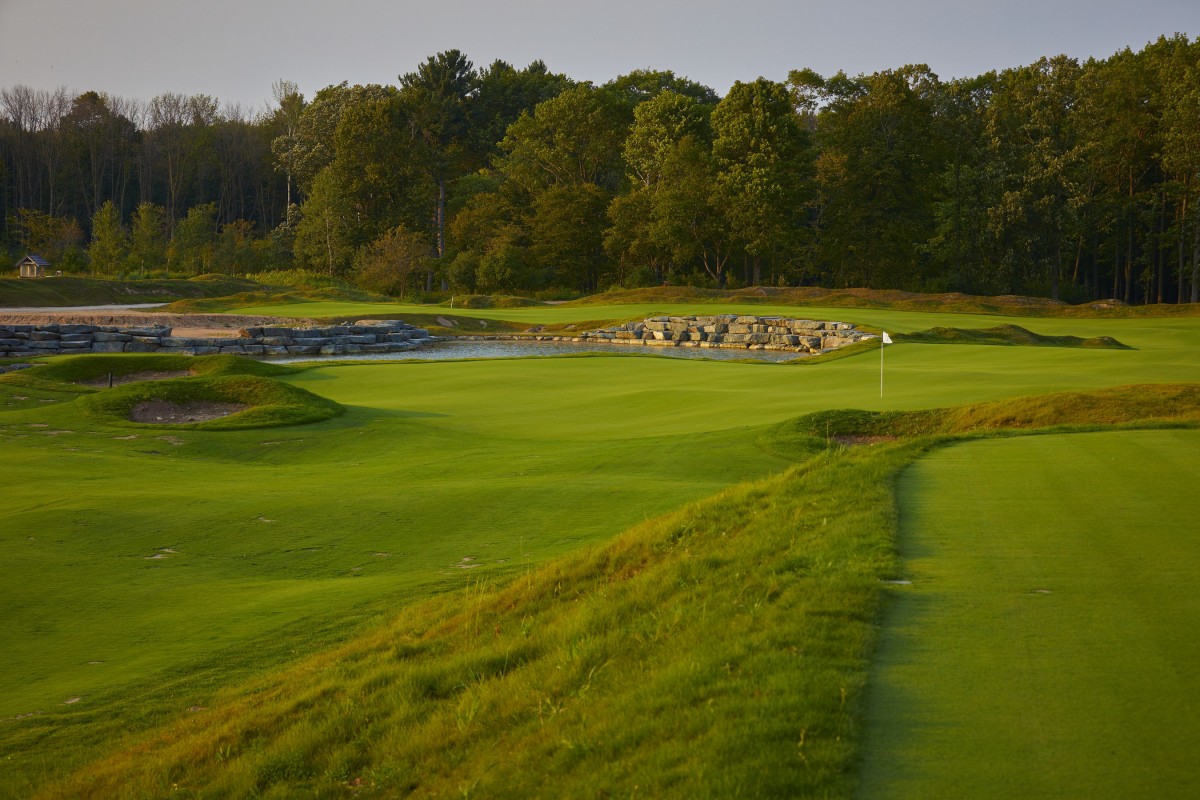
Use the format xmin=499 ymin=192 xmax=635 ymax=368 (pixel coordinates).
xmin=859 ymin=429 xmax=1200 ymax=799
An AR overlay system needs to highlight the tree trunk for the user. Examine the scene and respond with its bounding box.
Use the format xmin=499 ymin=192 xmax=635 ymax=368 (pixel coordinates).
xmin=1091 ymin=233 xmax=1099 ymax=300
xmin=437 ymin=179 xmax=448 ymax=291
xmin=1124 ymin=169 xmax=1134 ymax=305
xmin=1112 ymin=226 xmax=1120 ymax=300
xmin=1156 ymin=189 xmax=1166 ymax=304
xmin=1180 ymin=178 xmax=1190 ymax=304
xmin=1192 ymin=196 xmax=1200 ymax=303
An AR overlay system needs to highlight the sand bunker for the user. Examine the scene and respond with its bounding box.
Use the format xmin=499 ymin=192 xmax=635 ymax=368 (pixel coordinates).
xmin=129 ymin=399 xmax=248 ymax=424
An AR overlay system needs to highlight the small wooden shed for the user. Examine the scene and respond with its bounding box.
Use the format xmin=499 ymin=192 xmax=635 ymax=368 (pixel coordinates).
xmin=16 ymin=255 xmax=49 ymax=279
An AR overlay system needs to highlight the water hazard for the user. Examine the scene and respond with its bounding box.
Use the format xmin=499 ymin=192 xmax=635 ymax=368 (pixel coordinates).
xmin=274 ymin=338 xmax=807 ymax=364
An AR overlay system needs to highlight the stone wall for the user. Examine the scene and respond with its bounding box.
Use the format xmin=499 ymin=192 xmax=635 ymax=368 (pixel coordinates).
xmin=534 ymin=315 xmax=873 ymax=353
xmin=0 ymin=320 xmax=433 ymax=359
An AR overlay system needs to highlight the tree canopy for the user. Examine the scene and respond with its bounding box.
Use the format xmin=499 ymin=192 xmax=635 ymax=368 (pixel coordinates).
xmin=3 ymin=39 xmax=1200 ymax=303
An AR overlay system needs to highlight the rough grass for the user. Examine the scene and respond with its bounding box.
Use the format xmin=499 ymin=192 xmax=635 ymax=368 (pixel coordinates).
xmin=76 ymin=374 xmax=343 ymax=430
xmin=895 ymin=323 xmax=1131 ymax=349
xmin=0 ymin=275 xmax=262 ymax=307
xmin=161 ymin=286 xmax=393 ymax=314
xmin=445 ymin=294 xmax=546 ymax=308
xmin=573 ymin=286 xmax=1200 ymax=318
xmin=777 ymin=383 xmax=1200 ymax=441
xmin=19 ymin=352 xmax=298 ymax=384
xmin=31 ymin=443 xmax=911 ymax=800
xmin=0 ymin=353 xmax=301 ymax=398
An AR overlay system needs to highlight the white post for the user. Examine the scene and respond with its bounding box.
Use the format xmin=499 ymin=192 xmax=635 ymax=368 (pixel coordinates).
xmin=880 ymin=332 xmax=891 ymax=398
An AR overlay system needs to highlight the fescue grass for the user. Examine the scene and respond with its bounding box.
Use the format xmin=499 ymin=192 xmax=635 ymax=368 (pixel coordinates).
xmin=895 ymin=323 xmax=1131 ymax=349
xmin=161 ymin=286 xmax=393 ymax=314
xmin=21 ymin=352 xmax=298 ymax=384
xmin=858 ymin=429 xmax=1200 ymax=799
xmin=0 ymin=275 xmax=261 ymax=308
xmin=30 ymin=443 xmax=911 ymax=799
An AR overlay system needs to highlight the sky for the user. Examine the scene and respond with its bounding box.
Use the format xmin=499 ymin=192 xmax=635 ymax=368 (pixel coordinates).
xmin=1 ymin=0 xmax=1197 ymax=114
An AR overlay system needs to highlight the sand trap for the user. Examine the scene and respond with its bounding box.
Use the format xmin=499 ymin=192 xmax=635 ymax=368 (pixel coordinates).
xmin=129 ymin=399 xmax=248 ymax=424
xmin=834 ymin=435 xmax=899 ymax=447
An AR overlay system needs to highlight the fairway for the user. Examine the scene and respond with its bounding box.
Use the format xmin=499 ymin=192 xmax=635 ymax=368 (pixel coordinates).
xmin=859 ymin=430 xmax=1200 ymax=799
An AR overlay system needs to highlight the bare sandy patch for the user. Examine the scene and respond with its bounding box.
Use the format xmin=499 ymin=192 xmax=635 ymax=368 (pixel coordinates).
xmin=833 ymin=435 xmax=899 ymax=447
xmin=129 ymin=399 xmax=248 ymax=424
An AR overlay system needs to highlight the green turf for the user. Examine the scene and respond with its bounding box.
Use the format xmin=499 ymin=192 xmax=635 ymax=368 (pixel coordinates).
xmin=234 ymin=298 xmax=1200 ymax=349
xmin=858 ymin=429 xmax=1200 ymax=800
xmin=2 ymin=320 xmax=1197 ymax=721
xmin=2 ymin=305 xmax=1199 ymax=795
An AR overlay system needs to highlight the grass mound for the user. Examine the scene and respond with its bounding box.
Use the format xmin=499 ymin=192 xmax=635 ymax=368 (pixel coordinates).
xmin=76 ymin=373 xmax=341 ymax=429
xmin=8 ymin=352 xmax=296 ymax=385
xmin=576 ymin=286 xmax=1200 ymax=318
xmin=776 ymin=383 xmax=1200 ymax=441
xmin=896 ymin=323 xmax=1132 ymax=349
xmin=161 ymin=286 xmax=392 ymax=314
xmin=447 ymin=294 xmax=545 ymax=309
xmin=0 ymin=275 xmax=262 ymax=307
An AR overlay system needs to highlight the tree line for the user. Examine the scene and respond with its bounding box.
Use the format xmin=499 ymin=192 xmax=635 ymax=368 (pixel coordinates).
xmin=3 ymin=36 xmax=1199 ymax=303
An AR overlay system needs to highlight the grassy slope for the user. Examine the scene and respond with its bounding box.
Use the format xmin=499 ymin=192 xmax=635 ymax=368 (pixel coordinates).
xmin=26 ymin=389 xmax=1200 ymax=799
xmin=859 ymin=430 xmax=1200 ymax=800
xmin=2 ymin=304 xmax=1199 ymax=796
xmin=0 ymin=276 xmax=262 ymax=307
xmin=34 ymin=444 xmax=907 ymax=799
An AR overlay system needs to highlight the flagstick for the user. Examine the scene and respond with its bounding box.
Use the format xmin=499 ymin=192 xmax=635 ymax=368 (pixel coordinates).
xmin=880 ymin=335 xmax=884 ymax=398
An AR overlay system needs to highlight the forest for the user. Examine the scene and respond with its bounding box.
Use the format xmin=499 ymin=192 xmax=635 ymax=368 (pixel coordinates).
xmin=2 ymin=35 xmax=1199 ymax=303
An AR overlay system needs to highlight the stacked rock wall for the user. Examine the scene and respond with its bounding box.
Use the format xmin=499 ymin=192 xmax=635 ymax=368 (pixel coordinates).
xmin=0 ymin=320 xmax=432 ymax=358
xmin=561 ymin=315 xmax=872 ymax=353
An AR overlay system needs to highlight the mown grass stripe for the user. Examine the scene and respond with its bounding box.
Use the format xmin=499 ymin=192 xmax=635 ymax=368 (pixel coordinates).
xmin=859 ymin=430 xmax=1200 ymax=800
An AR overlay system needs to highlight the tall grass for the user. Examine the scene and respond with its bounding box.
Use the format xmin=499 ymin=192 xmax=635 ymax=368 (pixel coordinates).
xmin=34 ymin=443 xmax=911 ymax=799
xmin=242 ymin=269 xmax=351 ymax=291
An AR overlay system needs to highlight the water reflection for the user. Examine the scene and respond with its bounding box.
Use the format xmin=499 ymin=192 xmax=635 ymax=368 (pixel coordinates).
xmin=275 ymin=338 xmax=807 ymax=364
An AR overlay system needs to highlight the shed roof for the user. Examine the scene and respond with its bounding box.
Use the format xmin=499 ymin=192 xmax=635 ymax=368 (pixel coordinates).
xmin=17 ymin=254 xmax=50 ymax=267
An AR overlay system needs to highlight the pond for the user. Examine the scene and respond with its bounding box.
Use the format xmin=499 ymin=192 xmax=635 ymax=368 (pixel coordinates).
xmin=273 ymin=338 xmax=809 ymax=364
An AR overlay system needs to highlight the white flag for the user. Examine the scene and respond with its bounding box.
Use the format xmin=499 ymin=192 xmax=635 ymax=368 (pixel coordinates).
xmin=882 ymin=331 xmax=892 ymax=344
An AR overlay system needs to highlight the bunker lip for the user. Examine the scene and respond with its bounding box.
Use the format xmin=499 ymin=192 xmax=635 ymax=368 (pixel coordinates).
xmin=78 ymin=370 xmax=192 ymax=388
xmin=129 ymin=399 xmax=249 ymax=424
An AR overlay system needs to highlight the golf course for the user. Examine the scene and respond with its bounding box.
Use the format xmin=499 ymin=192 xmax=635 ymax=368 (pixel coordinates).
xmin=1 ymin=290 xmax=1198 ymax=798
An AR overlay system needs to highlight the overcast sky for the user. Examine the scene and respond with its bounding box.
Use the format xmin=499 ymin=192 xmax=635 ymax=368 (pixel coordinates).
xmin=1 ymin=0 xmax=1197 ymax=113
